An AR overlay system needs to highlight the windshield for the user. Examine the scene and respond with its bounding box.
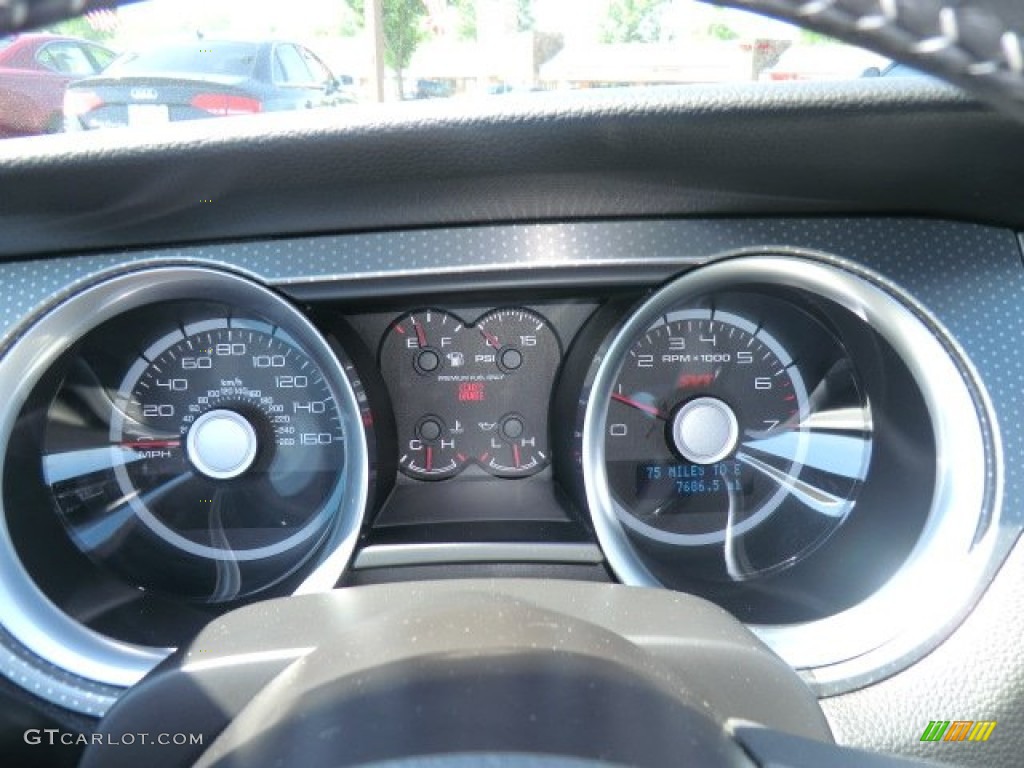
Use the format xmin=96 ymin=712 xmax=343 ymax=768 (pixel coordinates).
xmin=0 ymin=0 xmax=935 ymax=140
xmin=109 ymin=42 xmax=261 ymax=78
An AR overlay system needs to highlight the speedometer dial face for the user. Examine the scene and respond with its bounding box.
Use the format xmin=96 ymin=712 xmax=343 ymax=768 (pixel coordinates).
xmin=604 ymin=307 xmax=871 ymax=573
xmin=44 ymin=315 xmax=351 ymax=602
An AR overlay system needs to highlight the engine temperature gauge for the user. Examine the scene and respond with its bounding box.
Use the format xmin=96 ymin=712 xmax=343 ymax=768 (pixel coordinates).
xmin=400 ymin=414 xmax=466 ymax=479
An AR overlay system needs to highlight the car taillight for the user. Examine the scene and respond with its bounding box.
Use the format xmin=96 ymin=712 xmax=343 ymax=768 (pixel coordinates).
xmin=189 ymin=93 xmax=262 ymax=116
xmin=63 ymin=90 xmax=104 ymax=117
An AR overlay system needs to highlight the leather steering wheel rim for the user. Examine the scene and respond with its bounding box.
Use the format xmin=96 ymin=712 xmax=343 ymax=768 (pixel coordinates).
xmin=706 ymin=0 xmax=1024 ymax=119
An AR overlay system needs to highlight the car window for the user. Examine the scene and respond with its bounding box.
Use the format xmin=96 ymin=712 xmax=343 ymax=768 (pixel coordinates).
xmin=275 ymin=44 xmax=315 ymax=85
xmin=84 ymin=43 xmax=116 ymax=72
xmin=299 ymin=46 xmax=332 ymax=85
xmin=36 ymin=42 xmax=97 ymax=76
xmin=16 ymin=0 xmax=947 ymax=140
xmin=109 ymin=42 xmax=259 ymax=78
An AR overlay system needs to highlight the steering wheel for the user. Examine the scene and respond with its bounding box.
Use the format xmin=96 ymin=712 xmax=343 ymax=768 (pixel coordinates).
xmin=714 ymin=0 xmax=1024 ymax=119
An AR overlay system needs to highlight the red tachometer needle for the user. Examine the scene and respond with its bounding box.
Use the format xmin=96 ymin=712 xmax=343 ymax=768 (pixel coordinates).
xmin=610 ymin=393 xmax=666 ymax=420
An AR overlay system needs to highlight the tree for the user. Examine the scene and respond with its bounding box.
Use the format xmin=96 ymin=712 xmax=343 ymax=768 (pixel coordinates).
xmin=600 ymin=0 xmax=669 ymax=44
xmin=516 ymin=0 xmax=534 ymax=32
xmin=706 ymin=22 xmax=738 ymax=42
xmin=46 ymin=14 xmax=117 ymax=44
xmin=348 ymin=0 xmax=429 ymax=88
xmin=451 ymin=0 xmax=477 ymax=41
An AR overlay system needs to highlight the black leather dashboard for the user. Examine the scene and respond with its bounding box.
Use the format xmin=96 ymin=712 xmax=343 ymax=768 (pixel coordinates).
xmin=0 ymin=81 xmax=1023 ymax=260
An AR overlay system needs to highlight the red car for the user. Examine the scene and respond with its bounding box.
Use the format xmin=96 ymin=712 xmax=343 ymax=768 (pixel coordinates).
xmin=0 ymin=34 xmax=115 ymax=137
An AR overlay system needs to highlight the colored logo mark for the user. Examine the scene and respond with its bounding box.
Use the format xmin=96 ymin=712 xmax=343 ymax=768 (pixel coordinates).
xmin=920 ymin=720 xmax=996 ymax=742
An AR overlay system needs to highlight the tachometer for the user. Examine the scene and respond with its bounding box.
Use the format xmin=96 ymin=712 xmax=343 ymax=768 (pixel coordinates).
xmin=606 ymin=310 xmax=815 ymax=544
xmin=583 ymin=266 xmax=875 ymax=583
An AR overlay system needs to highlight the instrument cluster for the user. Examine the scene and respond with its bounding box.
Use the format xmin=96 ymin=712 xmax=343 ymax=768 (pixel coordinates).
xmin=0 ymin=251 xmax=996 ymax=708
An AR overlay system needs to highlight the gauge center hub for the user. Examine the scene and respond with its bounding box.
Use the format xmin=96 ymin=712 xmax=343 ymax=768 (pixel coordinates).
xmin=186 ymin=408 xmax=259 ymax=480
xmin=671 ymin=396 xmax=739 ymax=465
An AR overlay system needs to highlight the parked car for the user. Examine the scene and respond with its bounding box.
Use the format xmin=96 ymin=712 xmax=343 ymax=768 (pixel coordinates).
xmin=759 ymin=43 xmax=888 ymax=82
xmin=405 ymin=77 xmax=455 ymax=100
xmin=0 ymin=33 xmax=114 ymax=136
xmin=64 ymin=38 xmax=353 ymax=131
xmin=862 ymin=61 xmax=936 ymax=79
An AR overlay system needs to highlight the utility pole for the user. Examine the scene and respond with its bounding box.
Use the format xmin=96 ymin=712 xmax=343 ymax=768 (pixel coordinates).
xmin=366 ymin=0 xmax=386 ymax=102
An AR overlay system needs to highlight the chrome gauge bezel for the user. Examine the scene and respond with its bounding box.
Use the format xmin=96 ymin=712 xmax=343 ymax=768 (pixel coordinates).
xmin=581 ymin=253 xmax=998 ymax=693
xmin=0 ymin=265 xmax=370 ymax=715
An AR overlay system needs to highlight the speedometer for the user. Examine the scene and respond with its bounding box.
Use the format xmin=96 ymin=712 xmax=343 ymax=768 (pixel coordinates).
xmin=103 ymin=319 xmax=344 ymax=568
xmin=33 ymin=268 xmax=371 ymax=606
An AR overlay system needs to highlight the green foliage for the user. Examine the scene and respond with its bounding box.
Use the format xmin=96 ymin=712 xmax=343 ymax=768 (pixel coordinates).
xmin=45 ymin=16 xmax=115 ymax=44
xmin=800 ymin=29 xmax=836 ymax=45
xmin=516 ymin=0 xmax=534 ymax=32
xmin=451 ymin=0 xmax=478 ymax=41
xmin=600 ymin=0 xmax=667 ymax=44
xmin=382 ymin=0 xmax=428 ymax=74
xmin=347 ymin=0 xmax=429 ymax=78
xmin=706 ymin=22 xmax=738 ymax=42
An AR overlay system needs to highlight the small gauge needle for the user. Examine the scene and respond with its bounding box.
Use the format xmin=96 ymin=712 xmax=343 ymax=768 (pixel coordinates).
xmin=414 ymin=321 xmax=427 ymax=348
xmin=426 ymin=445 xmax=433 ymax=472
xmin=513 ymin=443 xmax=521 ymax=468
xmin=480 ymin=328 xmax=501 ymax=349
xmin=610 ymin=393 xmax=667 ymax=420
xmin=119 ymin=440 xmax=181 ymax=449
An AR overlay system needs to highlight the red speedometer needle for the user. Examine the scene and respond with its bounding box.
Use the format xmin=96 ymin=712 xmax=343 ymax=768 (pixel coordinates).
xmin=611 ymin=393 xmax=667 ymax=420
xmin=119 ymin=440 xmax=181 ymax=449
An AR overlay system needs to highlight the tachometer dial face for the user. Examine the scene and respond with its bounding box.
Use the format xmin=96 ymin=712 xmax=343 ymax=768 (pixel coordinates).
xmin=380 ymin=307 xmax=560 ymax=480
xmin=605 ymin=308 xmax=870 ymax=564
xmin=44 ymin=316 xmax=349 ymax=601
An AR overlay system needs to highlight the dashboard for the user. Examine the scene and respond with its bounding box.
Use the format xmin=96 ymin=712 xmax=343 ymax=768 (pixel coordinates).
xmin=0 ymin=61 xmax=1023 ymax=765
xmin=0 ymin=209 xmax=1020 ymax=760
